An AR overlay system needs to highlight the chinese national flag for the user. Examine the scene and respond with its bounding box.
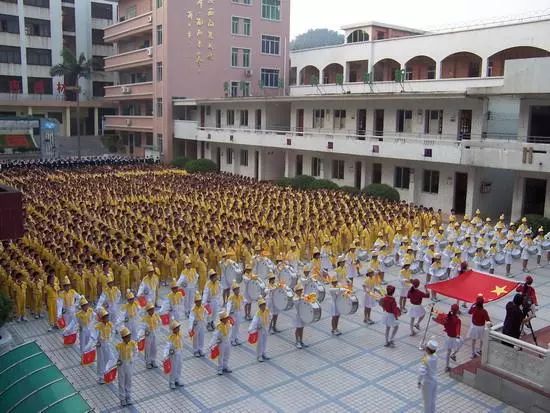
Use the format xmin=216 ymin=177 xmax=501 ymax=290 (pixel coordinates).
xmin=104 ymin=367 xmax=117 ymax=384
xmin=427 ymin=270 xmax=520 ymax=303
xmin=248 ymin=331 xmax=258 ymax=344
xmin=160 ymin=313 xmax=170 ymax=326
xmin=63 ymin=332 xmax=77 ymax=346
xmin=210 ymin=344 xmax=220 ymax=360
xmin=82 ymin=349 xmax=96 ymax=365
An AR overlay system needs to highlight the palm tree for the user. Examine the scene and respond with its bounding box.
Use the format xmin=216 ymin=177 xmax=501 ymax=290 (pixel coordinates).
xmin=50 ymin=48 xmax=99 ymax=158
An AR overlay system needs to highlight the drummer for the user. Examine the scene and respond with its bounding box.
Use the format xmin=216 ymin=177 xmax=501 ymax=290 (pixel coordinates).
xmin=242 ymin=265 xmax=255 ymax=321
xmin=285 ymin=242 xmax=300 ymax=272
xmin=202 ymin=269 xmax=222 ymax=331
xmin=328 ymin=275 xmax=345 ymax=336
xmin=362 ymin=270 xmax=379 ymax=325
xmin=335 ymin=256 xmax=349 ymax=287
xmin=320 ymin=239 xmax=334 ymax=273
xmin=533 ymin=227 xmax=545 ymax=266
xmin=367 ymin=251 xmax=384 ymax=285
xmin=293 ymin=283 xmax=307 ymax=349
xmin=226 ymin=281 xmax=244 ymax=346
xmin=503 ymin=239 xmax=514 ymax=278
xmin=344 ymin=245 xmax=358 ymax=284
xmin=519 ymin=230 xmax=534 ymax=272
xmin=486 ymin=241 xmax=498 ymax=275
xmin=265 ymin=272 xmax=280 ymax=334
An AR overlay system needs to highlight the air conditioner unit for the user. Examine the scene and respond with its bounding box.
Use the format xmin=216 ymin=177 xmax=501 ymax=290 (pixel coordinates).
xmin=146 ymin=47 xmax=153 ymax=57
xmin=147 ymin=15 xmax=153 ymax=23
xmin=121 ymin=86 xmax=131 ymax=94
xmin=126 ymin=119 xmax=132 ymax=126
xmin=244 ymin=69 xmax=253 ymax=78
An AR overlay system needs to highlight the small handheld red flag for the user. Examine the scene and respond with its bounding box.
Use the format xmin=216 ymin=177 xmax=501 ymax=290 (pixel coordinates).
xmin=204 ymin=303 xmax=212 ymax=315
xmin=137 ymin=296 xmax=147 ymax=308
xmin=63 ymin=332 xmax=77 ymax=346
xmin=57 ymin=317 xmax=66 ymax=329
xmin=228 ymin=316 xmax=235 ymax=326
xmin=189 ymin=329 xmax=195 ymax=338
xmin=137 ymin=338 xmax=145 ymax=352
xmin=178 ymin=288 xmax=186 ymax=297
xmin=160 ymin=313 xmax=170 ymax=326
xmin=104 ymin=367 xmax=117 ymax=384
xmin=163 ymin=358 xmax=172 ymax=374
xmin=82 ymin=349 xmax=96 ymax=365
xmin=210 ymin=344 xmax=220 ymax=360
xmin=248 ymin=331 xmax=258 ymax=344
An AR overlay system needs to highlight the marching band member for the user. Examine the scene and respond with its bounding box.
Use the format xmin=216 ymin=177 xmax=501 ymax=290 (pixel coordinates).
xmin=320 ymin=239 xmax=334 ymax=272
xmin=94 ymin=307 xmax=114 ymax=384
xmin=335 ymin=256 xmax=349 ymax=286
xmin=362 ymin=270 xmax=379 ymax=325
xmin=520 ymin=229 xmax=533 ymax=272
xmin=503 ymin=239 xmax=514 ymax=277
xmin=226 ymin=281 xmax=244 ymax=346
xmin=141 ymin=302 xmax=160 ymax=369
xmin=486 ymin=240 xmax=498 ymax=274
xmin=293 ymin=283 xmax=307 ymax=349
xmin=166 ymin=279 xmax=184 ymax=322
xmin=345 ymin=245 xmax=358 ymax=283
xmin=443 ymin=304 xmax=462 ymax=372
xmin=428 ymin=254 xmax=444 ymax=302
xmin=249 ymin=297 xmax=271 ymax=362
xmin=423 ymin=242 xmax=435 ymax=273
xmin=265 ymin=273 xmax=280 ymax=333
xmin=29 ymin=271 xmax=44 ymax=319
xmin=210 ymin=310 xmax=233 ymax=375
xmin=467 ymin=295 xmax=490 ymax=358
xmin=121 ymin=290 xmax=140 ymax=340
xmin=533 ymin=227 xmax=545 ymax=266
xmin=398 ymin=263 xmax=412 ymax=313
xmin=165 ymin=320 xmax=185 ymax=389
xmin=286 ymin=242 xmax=300 ymax=272
xmin=220 ymin=250 xmax=232 ymax=305
xmin=517 ymin=216 xmax=529 ymax=236
xmin=328 ymin=275 xmax=345 ymax=336
xmin=311 ymin=248 xmax=322 ymax=280
xmin=97 ymin=273 xmax=121 ymax=316
xmin=12 ymin=273 xmax=27 ymax=322
xmin=242 ymin=264 xmax=255 ymax=321
xmin=138 ymin=265 xmax=159 ymax=307
xmin=368 ymin=251 xmax=384 ymax=285
xmin=189 ymin=293 xmax=208 ymax=357
xmin=116 ymin=327 xmax=137 ymax=407
xmin=472 ymin=247 xmax=485 ymax=271
xmin=178 ymin=258 xmax=198 ymax=317
xmin=202 ymin=269 xmax=222 ymax=331
xmin=73 ymin=296 xmax=95 ymax=355
xmin=380 ymin=285 xmax=400 ymax=348
xmin=407 ymin=279 xmax=430 ymax=336
xmin=59 ymin=276 xmax=80 ymax=327
xmin=418 ymin=339 xmax=439 ymax=413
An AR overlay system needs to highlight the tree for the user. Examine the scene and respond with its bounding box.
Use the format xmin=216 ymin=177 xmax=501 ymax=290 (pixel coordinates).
xmin=50 ymin=49 xmax=100 ymax=158
xmin=290 ymin=28 xmax=344 ymax=51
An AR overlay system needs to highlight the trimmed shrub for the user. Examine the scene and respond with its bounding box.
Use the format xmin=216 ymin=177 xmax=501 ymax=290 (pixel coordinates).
xmin=0 ymin=293 xmax=13 ymax=329
xmin=184 ymin=159 xmax=218 ymax=173
xmin=290 ymin=175 xmax=317 ymax=189
xmin=525 ymin=214 xmax=550 ymax=234
xmin=275 ymin=177 xmax=293 ymax=187
xmin=172 ymin=157 xmax=190 ymax=169
xmin=311 ymin=179 xmax=339 ymax=190
xmin=340 ymin=185 xmax=361 ymax=194
xmin=363 ymin=183 xmax=400 ymax=202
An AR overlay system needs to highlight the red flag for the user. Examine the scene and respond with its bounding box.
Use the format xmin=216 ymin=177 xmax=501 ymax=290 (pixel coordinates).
xmin=427 ymin=270 xmax=520 ymax=303
xmin=163 ymin=358 xmax=172 ymax=374
xmin=57 ymin=317 xmax=66 ymax=329
xmin=160 ymin=313 xmax=170 ymax=326
xmin=210 ymin=344 xmax=220 ymax=360
xmin=178 ymin=288 xmax=186 ymax=297
xmin=63 ymin=332 xmax=77 ymax=346
xmin=204 ymin=303 xmax=212 ymax=315
xmin=137 ymin=338 xmax=145 ymax=352
xmin=104 ymin=367 xmax=117 ymax=383
xmin=434 ymin=312 xmax=447 ymax=326
xmin=228 ymin=316 xmax=235 ymax=326
xmin=248 ymin=331 xmax=258 ymax=344
xmin=82 ymin=349 xmax=96 ymax=365
xmin=137 ymin=296 xmax=147 ymax=308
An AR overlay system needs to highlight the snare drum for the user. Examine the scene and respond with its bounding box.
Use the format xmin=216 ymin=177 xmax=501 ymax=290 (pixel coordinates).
xmin=278 ymin=266 xmax=298 ymax=288
xmin=467 ymin=247 xmax=477 ymax=257
xmin=246 ymin=279 xmax=266 ymax=301
xmin=433 ymin=268 xmax=448 ymax=280
xmin=494 ymin=253 xmax=505 ymax=265
xmin=410 ymin=261 xmax=421 ymax=274
xmin=480 ymin=258 xmax=491 ymax=270
xmin=511 ymin=248 xmax=521 ymax=259
xmin=439 ymin=240 xmax=449 ymax=249
xmin=357 ymin=250 xmax=369 ymax=262
xmin=498 ymin=239 xmax=507 ymax=248
xmin=226 ymin=262 xmax=243 ymax=284
xmin=527 ymin=246 xmax=538 ymax=255
xmin=383 ymin=256 xmax=395 ymax=268
xmin=543 ymin=240 xmax=550 ymax=250
xmin=272 ymin=286 xmax=294 ymax=312
xmin=514 ymin=235 xmax=523 ymax=244
xmin=297 ymin=300 xmax=322 ymax=324
xmin=336 ymin=293 xmax=359 ymax=315
xmin=303 ymin=279 xmax=326 ymax=302
xmin=456 ymin=236 xmax=465 ymax=245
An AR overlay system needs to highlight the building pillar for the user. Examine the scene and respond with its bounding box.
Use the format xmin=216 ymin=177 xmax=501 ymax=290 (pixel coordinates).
xmin=257 ymin=150 xmax=263 ymax=181
xmin=27 ymin=107 xmax=33 ymax=115
xmin=435 ymin=61 xmax=442 ymax=80
xmin=284 ymin=150 xmax=290 ymax=178
xmin=511 ymin=174 xmax=524 ymax=221
xmin=94 ymin=107 xmax=99 ymax=136
xmin=465 ymin=169 xmax=477 ymax=217
xmin=480 ymin=58 xmax=488 ymax=78
xmin=65 ymin=107 xmax=71 ymax=136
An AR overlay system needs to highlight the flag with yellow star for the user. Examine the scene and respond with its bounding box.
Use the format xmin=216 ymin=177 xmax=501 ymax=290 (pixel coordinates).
xmin=427 ymin=270 xmax=520 ymax=303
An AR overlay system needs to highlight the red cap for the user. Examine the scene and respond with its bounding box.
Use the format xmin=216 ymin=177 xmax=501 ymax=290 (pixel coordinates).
xmin=386 ymin=285 xmax=395 ymax=295
xmin=412 ymin=279 xmax=420 ymax=288
xmin=525 ymin=275 xmax=533 ymax=285
xmin=451 ymin=304 xmax=459 ymax=314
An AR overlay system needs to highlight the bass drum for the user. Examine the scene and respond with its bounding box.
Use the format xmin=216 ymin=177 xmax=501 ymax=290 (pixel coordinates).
xmin=383 ymin=256 xmax=395 ymax=268
xmin=439 ymin=240 xmax=449 ymax=249
xmin=514 ymin=235 xmax=523 ymax=244
xmin=256 ymin=258 xmax=275 ymax=279
xmin=456 ymin=236 xmax=465 ymax=245
xmin=272 ymin=286 xmax=294 ymax=312
xmin=278 ymin=266 xmax=298 ymax=289
xmin=480 ymin=258 xmax=492 ymax=270
xmin=336 ymin=293 xmax=359 ymax=315
xmin=511 ymin=249 xmax=521 ymax=259
xmin=226 ymin=262 xmax=243 ymax=284
xmin=297 ymin=300 xmax=322 ymax=324
xmin=246 ymin=279 xmax=266 ymax=301
xmin=498 ymin=239 xmax=508 ymax=248
xmin=303 ymin=278 xmax=326 ymax=303
xmin=494 ymin=253 xmax=505 ymax=265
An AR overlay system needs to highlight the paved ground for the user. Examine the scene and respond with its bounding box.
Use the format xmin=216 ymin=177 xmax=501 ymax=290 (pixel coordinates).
xmin=8 ymin=258 xmax=550 ymax=413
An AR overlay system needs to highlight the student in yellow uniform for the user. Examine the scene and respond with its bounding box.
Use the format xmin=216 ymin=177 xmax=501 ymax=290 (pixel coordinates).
xmin=13 ymin=273 xmax=28 ymax=322
xmin=94 ymin=307 xmax=114 ymax=384
xmin=128 ymin=256 xmax=141 ymax=292
xmin=116 ymin=327 xmax=137 ymax=407
xmin=165 ymin=320 xmax=185 ymax=389
xmin=29 ymin=270 xmax=44 ymax=319
xmin=44 ymin=274 xmax=59 ymax=331
xmin=73 ymin=296 xmax=95 ymax=355
xmin=118 ymin=256 xmax=131 ymax=296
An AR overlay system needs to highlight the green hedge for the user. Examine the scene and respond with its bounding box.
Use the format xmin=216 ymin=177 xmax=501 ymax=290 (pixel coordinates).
xmin=0 ymin=293 xmax=13 ymax=329
xmin=172 ymin=156 xmax=190 ymax=169
xmin=311 ymin=179 xmax=339 ymax=190
xmin=274 ymin=175 xmax=340 ymax=190
xmin=363 ymin=183 xmax=400 ymax=202
xmin=525 ymin=214 xmax=550 ymax=234
xmin=184 ymin=159 xmax=219 ymax=173
xmin=340 ymin=186 xmax=361 ymax=194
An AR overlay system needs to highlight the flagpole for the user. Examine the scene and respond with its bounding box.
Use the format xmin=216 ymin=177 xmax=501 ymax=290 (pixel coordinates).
xmin=419 ymin=303 xmax=436 ymax=351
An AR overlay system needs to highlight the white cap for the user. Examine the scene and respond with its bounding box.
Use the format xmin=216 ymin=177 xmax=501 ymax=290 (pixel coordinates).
xmin=426 ymin=340 xmax=439 ymax=351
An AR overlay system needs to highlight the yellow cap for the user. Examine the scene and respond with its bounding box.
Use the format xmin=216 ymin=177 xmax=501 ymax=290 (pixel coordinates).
xmin=312 ymin=247 xmax=320 ymax=254
xmin=258 ymin=298 xmax=266 ymax=306
xmin=97 ymin=307 xmax=109 ymax=318
xmin=486 ymin=217 xmax=491 ymax=222
xmin=126 ymin=289 xmax=135 ymax=300
xmin=294 ymin=283 xmax=304 ymax=292
xmin=538 ymin=226 xmax=544 ymax=232
xmin=170 ymin=320 xmax=181 ymax=330
xmin=475 ymin=209 xmax=481 ymax=215
xmin=62 ymin=276 xmax=71 ymax=285
xmin=219 ymin=310 xmax=229 ymax=320
xmin=245 ymin=264 xmax=252 ymax=271
xmin=79 ymin=297 xmax=88 ymax=306
xmin=208 ymin=269 xmax=217 ymax=277
xmin=145 ymin=302 xmax=155 ymax=311
xmin=231 ymin=280 xmax=240 ymax=289
xmin=184 ymin=258 xmax=192 ymax=265
xmin=146 ymin=264 xmax=155 ymax=273
xmin=120 ymin=327 xmax=131 ymax=338
xmin=194 ymin=292 xmax=202 ymax=302
xmin=522 ymin=217 xmax=527 ymax=223
xmin=170 ymin=278 xmax=179 ymax=288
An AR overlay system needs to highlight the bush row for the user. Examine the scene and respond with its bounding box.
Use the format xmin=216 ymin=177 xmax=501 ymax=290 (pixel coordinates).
xmin=171 ymin=157 xmax=218 ymax=173
xmin=525 ymin=214 xmax=550 ymax=234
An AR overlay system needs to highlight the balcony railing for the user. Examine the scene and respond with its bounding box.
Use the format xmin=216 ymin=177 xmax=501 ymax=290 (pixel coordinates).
xmin=104 ymin=115 xmax=153 ymax=132
xmin=104 ymin=48 xmax=152 ymax=72
xmin=104 ymin=82 xmax=153 ymax=100
xmin=173 ymin=120 xmax=198 ymax=139
xmin=104 ymin=12 xmax=153 ymax=43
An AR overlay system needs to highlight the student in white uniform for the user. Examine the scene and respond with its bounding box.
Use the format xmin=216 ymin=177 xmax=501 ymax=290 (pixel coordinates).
xmin=209 ymin=310 xmax=233 ymax=375
xmin=248 ymin=297 xmax=271 ymax=362
xmin=141 ymin=302 xmax=161 ymax=369
xmin=116 ymin=327 xmax=137 ymax=407
xmin=189 ymin=293 xmax=208 ymax=357
xmin=328 ymin=276 xmax=345 ymax=336
xmin=418 ymin=339 xmax=439 ymax=413
xmin=226 ymin=281 xmax=244 ymax=346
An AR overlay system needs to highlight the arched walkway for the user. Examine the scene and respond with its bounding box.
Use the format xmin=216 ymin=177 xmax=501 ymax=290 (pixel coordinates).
xmin=373 ymin=58 xmax=400 ymax=82
xmin=404 ymin=55 xmax=436 ymax=80
xmin=322 ymin=63 xmax=344 ymax=84
xmin=487 ymin=46 xmax=550 ymax=76
xmin=440 ymin=52 xmax=482 ymax=78
xmin=299 ymin=65 xmax=320 ymax=85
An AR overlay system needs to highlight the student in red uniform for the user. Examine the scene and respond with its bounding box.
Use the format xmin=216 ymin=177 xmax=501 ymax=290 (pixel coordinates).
xmin=467 ymin=295 xmax=491 ymax=358
xmin=516 ymin=275 xmax=538 ymax=311
xmin=443 ymin=304 xmax=462 ymax=372
xmin=407 ymin=279 xmax=430 ymax=336
xmin=380 ymin=285 xmax=400 ymax=348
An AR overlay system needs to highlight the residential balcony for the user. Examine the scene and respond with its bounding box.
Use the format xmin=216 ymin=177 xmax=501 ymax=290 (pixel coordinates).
xmin=104 ymin=47 xmax=152 ymax=72
xmin=104 ymin=82 xmax=153 ymax=100
xmin=183 ymin=125 xmax=550 ymax=173
xmin=104 ymin=115 xmax=153 ymax=132
xmin=173 ymin=120 xmax=199 ymax=139
xmin=290 ymin=77 xmax=504 ymax=96
xmin=103 ymin=12 xmax=153 ymax=43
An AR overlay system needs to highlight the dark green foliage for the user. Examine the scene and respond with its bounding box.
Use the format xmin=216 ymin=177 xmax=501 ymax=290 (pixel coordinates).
xmin=290 ymin=29 xmax=344 ymax=50
xmin=172 ymin=157 xmax=190 ymax=169
xmin=0 ymin=293 xmax=13 ymax=329
xmin=363 ymin=183 xmax=400 ymax=202
xmin=184 ymin=159 xmax=218 ymax=173
xmin=525 ymin=214 xmax=550 ymax=233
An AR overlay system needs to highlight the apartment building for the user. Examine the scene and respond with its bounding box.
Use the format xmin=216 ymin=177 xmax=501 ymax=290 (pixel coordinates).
xmin=173 ymin=17 xmax=550 ymax=220
xmin=102 ymin=0 xmax=290 ymax=159
xmin=0 ymin=0 xmax=117 ymax=136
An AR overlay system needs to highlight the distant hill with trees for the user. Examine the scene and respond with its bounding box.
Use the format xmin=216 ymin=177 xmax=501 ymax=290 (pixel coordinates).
xmin=290 ymin=28 xmax=344 ymax=50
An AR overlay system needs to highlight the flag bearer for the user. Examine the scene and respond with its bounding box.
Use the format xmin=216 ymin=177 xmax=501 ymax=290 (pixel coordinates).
xmin=249 ymin=297 xmax=271 ymax=362
xmin=141 ymin=302 xmax=161 ymax=369
xmin=116 ymin=327 xmax=137 ymax=407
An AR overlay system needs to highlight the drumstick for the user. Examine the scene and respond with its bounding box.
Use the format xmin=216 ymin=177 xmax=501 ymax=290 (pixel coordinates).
xmin=418 ymin=303 xmax=435 ymax=351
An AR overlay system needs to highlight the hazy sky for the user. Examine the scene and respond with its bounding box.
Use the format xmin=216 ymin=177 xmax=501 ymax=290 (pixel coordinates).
xmin=290 ymin=0 xmax=550 ymax=38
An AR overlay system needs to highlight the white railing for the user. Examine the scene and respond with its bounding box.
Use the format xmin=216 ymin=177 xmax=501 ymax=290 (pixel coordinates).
xmin=481 ymin=323 xmax=550 ymax=392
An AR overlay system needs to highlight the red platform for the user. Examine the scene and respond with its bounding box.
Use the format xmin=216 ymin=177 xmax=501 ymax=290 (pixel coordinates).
xmin=0 ymin=184 xmax=24 ymax=240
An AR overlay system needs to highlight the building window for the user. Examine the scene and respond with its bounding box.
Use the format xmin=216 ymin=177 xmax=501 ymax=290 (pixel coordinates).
xmin=28 ymin=77 xmax=53 ymax=94
xmin=226 ymin=148 xmax=233 ymax=165
xmin=347 ymin=30 xmax=368 ymax=43
xmin=0 ymin=46 xmax=21 ymax=64
xmin=145 ymin=133 xmax=153 ymax=146
xmin=91 ymin=29 xmax=106 ymax=45
xmin=232 ymin=0 xmax=251 ymax=4
xmin=156 ymin=98 xmax=163 ymax=117
xmin=231 ymin=48 xmax=250 ymax=67
xmin=156 ymin=62 xmax=163 ymax=81
xmin=134 ymin=134 xmax=142 ymax=148
xmin=230 ymin=81 xmax=239 ymax=97
xmin=313 ymin=109 xmax=325 ymax=129
xmin=332 ymin=160 xmax=345 ymax=180
xmin=372 ymin=163 xmax=382 ymax=184
xmin=243 ymin=18 xmax=251 ymax=35
xmin=26 ymin=48 xmax=51 ymax=66
xmin=0 ymin=14 xmax=20 ymax=34
xmin=156 ymin=25 xmax=163 ymax=45
xmin=24 ymin=17 xmax=50 ymax=37
xmin=92 ymin=55 xmax=105 ymax=71
xmin=23 ymin=0 xmax=49 ymax=7
xmin=227 ymin=110 xmax=235 ymax=126
xmin=333 ymin=110 xmax=346 ymax=130
xmin=157 ymin=133 xmax=163 ymax=154
xmin=394 ymin=167 xmax=411 ymax=189
xmin=261 ymin=35 xmax=280 ymax=55
xmin=240 ymin=110 xmax=249 ymax=126
xmin=423 ymin=170 xmax=439 ymax=194
xmin=91 ymin=3 xmax=112 ymax=19
xmin=242 ymin=48 xmax=250 ymax=67
xmin=231 ymin=17 xmax=239 ymax=34
xmin=260 ymin=68 xmax=280 ymax=88
xmin=396 ymin=110 xmax=413 ymax=133
xmin=92 ymin=81 xmax=112 ymax=97
xmin=424 ymin=110 xmax=443 ymax=134
xmin=262 ymin=0 xmax=280 ymax=20
xmin=231 ymin=48 xmax=238 ymax=67
xmin=295 ymin=154 xmax=303 ymax=175
xmin=156 ymin=0 xmax=163 ymax=8
xmin=240 ymin=149 xmax=249 ymax=166
xmin=0 ymin=76 xmax=22 ymax=93
xmin=311 ymin=157 xmax=321 ymax=177
xmin=241 ymin=81 xmax=250 ymax=97
xmin=125 ymin=5 xmax=137 ymax=19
